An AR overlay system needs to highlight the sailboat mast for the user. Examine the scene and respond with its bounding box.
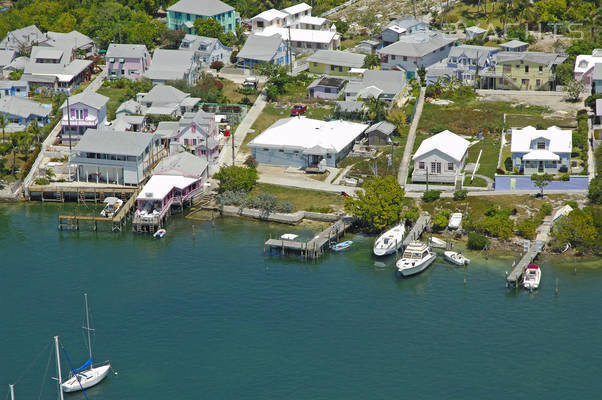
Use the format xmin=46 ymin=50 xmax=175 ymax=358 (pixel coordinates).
xmin=84 ymin=293 xmax=92 ymax=360
xmin=54 ymin=336 xmax=64 ymax=400
xmin=9 ymin=384 xmax=15 ymax=400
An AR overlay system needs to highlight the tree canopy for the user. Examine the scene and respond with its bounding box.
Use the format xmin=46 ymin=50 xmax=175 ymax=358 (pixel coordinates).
xmin=193 ymin=18 xmax=224 ymax=39
xmin=214 ymin=165 xmax=258 ymax=193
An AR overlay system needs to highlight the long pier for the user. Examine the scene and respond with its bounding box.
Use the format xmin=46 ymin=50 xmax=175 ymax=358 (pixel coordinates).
xmin=506 ymin=240 xmax=544 ymax=287
xmin=265 ymin=217 xmax=355 ymax=259
xmin=402 ymin=215 xmax=431 ymax=247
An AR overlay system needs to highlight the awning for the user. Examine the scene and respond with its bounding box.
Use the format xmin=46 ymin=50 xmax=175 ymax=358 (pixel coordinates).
xmin=522 ymin=150 xmax=560 ymax=161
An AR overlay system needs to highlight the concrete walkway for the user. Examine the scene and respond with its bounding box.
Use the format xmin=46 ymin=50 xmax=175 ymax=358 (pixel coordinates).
xmin=258 ymin=174 xmax=360 ymax=195
xmin=468 ymin=174 xmax=494 ymax=189
xmin=398 ymin=87 xmax=426 ymax=187
xmin=218 ymin=90 xmax=267 ymax=167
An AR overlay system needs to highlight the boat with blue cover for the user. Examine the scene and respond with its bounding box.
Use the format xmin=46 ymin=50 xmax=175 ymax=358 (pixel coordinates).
xmin=331 ymin=240 xmax=353 ymax=251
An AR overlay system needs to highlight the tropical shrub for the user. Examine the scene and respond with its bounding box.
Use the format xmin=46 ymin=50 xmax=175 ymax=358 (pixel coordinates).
xmin=453 ymin=190 xmax=467 ymax=201
xmin=467 ymin=232 xmax=489 ymax=250
xmin=422 ymin=190 xmax=440 ymax=203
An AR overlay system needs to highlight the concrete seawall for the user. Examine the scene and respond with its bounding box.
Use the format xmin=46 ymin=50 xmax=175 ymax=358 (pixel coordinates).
xmin=219 ymin=205 xmax=341 ymax=225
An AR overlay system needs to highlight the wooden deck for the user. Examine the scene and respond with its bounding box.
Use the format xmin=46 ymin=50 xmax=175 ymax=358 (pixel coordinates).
xmin=265 ymin=217 xmax=355 ymax=259
xmin=30 ymin=184 xmax=136 ymax=203
xmin=402 ymin=215 xmax=431 ymax=247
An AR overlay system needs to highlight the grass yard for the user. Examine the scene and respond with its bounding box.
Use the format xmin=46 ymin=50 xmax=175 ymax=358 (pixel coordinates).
xmin=340 ymin=34 xmax=370 ymax=50
xmin=504 ymin=114 xmax=576 ymax=129
xmin=96 ymin=85 xmax=128 ymax=120
xmin=463 ymin=176 xmax=488 ymax=187
xmin=465 ymin=134 xmax=501 ymax=178
xmin=445 ymin=2 xmax=505 ymax=30
xmin=250 ymin=183 xmax=346 ymax=211
xmin=500 ymin=138 xmax=512 ymax=172
xmin=220 ymin=78 xmax=259 ymax=104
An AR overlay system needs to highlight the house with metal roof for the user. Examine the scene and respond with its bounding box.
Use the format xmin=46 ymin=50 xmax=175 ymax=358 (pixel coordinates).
xmin=344 ymin=70 xmax=407 ymax=104
xmin=511 ymin=126 xmax=572 ymax=175
xmin=0 ymin=80 xmax=29 ymax=99
xmin=307 ymin=50 xmax=365 ymax=76
xmin=0 ymin=49 xmax=16 ymax=70
xmin=573 ymin=49 xmax=602 ymax=86
xmin=71 ymin=130 xmax=164 ymax=185
xmin=0 ymin=25 xmax=47 ymax=53
xmin=307 ymin=76 xmax=346 ymax=99
xmin=411 ymin=130 xmax=470 ymax=184
xmin=0 ymin=96 xmax=51 ymax=132
xmin=42 ymin=31 xmax=96 ymax=57
xmin=256 ymin=26 xmax=340 ymax=52
xmin=248 ymin=117 xmax=368 ymax=168
xmin=381 ymin=17 xmax=429 ymax=45
xmin=282 ymin=2 xmax=313 ymax=26
xmin=366 ymin=121 xmax=396 ymax=146
xmin=250 ymin=3 xmax=315 ymax=31
xmin=378 ymin=32 xmax=456 ymax=79
xmin=442 ymin=44 xmax=499 ymax=84
xmin=23 ymin=46 xmax=93 ymax=91
xmin=173 ymin=110 xmax=219 ymax=163
xmin=482 ymin=51 xmax=567 ymax=90
xmin=236 ymin=34 xmax=290 ymax=69
xmin=106 ymin=44 xmax=151 ymax=81
xmin=179 ymin=35 xmax=232 ymax=67
xmin=167 ymin=0 xmax=236 ymax=33
xmin=500 ymin=40 xmax=528 ymax=52
xmin=137 ymin=84 xmax=200 ymax=116
xmin=144 ymin=49 xmax=198 ymax=85
xmin=465 ymin=26 xmax=487 ymax=40
xmin=59 ymin=92 xmax=109 ymax=143
xmin=116 ymin=100 xmax=142 ymax=117
xmin=2 ymin=56 xmax=28 ymax=78
xmin=251 ymin=9 xmax=289 ymax=31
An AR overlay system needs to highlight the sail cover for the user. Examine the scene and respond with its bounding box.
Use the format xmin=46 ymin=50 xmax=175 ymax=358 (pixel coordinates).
xmin=72 ymin=357 xmax=93 ymax=373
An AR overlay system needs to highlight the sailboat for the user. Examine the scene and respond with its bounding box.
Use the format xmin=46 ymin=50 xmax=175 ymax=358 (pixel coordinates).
xmin=61 ymin=294 xmax=111 ymax=392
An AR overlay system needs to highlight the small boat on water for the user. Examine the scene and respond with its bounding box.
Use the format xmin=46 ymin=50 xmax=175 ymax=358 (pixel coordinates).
xmin=396 ymin=241 xmax=437 ymax=277
xmin=331 ymin=240 xmax=353 ymax=251
xmin=523 ymin=264 xmax=541 ymax=290
xmin=153 ymin=229 xmax=167 ymax=239
xmin=429 ymin=237 xmax=447 ymax=249
xmin=373 ymin=223 xmax=405 ymax=256
xmin=448 ymin=213 xmax=463 ymax=229
xmin=443 ymin=251 xmax=470 ymax=266
xmin=281 ymin=233 xmax=299 ymax=240
xmin=100 ymin=197 xmax=123 ymax=218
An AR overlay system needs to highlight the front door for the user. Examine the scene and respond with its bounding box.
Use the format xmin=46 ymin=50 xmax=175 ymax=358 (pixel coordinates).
xmin=538 ymin=161 xmax=544 ymax=173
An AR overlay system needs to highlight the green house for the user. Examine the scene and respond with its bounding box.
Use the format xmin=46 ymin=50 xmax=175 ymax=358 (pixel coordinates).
xmin=167 ymin=0 xmax=236 ymax=34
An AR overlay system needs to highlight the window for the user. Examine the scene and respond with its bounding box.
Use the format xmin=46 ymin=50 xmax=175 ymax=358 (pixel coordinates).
xmin=525 ymin=66 xmax=529 ymax=73
xmin=536 ymin=79 xmax=541 ymax=86
xmin=521 ymin=78 xmax=529 ymax=85
xmin=330 ymin=65 xmax=335 ymax=71
xmin=403 ymin=56 xmax=407 ymax=61
xmin=121 ymin=69 xmax=125 ymax=75
xmin=313 ymin=62 xmax=318 ymax=67
xmin=278 ymin=149 xmax=284 ymax=152
xmin=391 ymin=55 xmax=396 ymax=60
xmin=447 ymin=162 xmax=454 ymax=171
xmin=109 ymin=58 xmax=115 ymax=63
xmin=503 ymin=64 xmax=511 ymax=74
xmin=263 ymin=148 xmax=269 ymax=151
xmin=418 ymin=161 xmax=425 ymax=169
xmin=431 ymin=162 xmax=441 ymax=174
xmin=128 ymin=69 xmax=138 ymax=75
xmin=539 ymin=66 xmax=543 ymax=73
xmin=338 ymin=66 xmax=343 ymax=72
xmin=537 ymin=141 xmax=546 ymax=149
xmin=325 ymin=87 xmax=331 ymax=93
xmin=119 ymin=58 xmax=125 ymax=63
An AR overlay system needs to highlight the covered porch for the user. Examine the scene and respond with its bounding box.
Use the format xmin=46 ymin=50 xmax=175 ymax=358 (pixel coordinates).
xmin=522 ymin=150 xmax=560 ymax=175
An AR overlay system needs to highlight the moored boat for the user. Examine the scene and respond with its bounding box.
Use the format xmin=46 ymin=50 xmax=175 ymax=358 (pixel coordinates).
xmin=443 ymin=251 xmax=470 ymax=266
xmin=373 ymin=223 xmax=405 ymax=256
xmin=522 ymin=264 xmax=541 ymax=290
xmin=448 ymin=213 xmax=463 ymax=229
xmin=331 ymin=240 xmax=352 ymax=251
xmin=429 ymin=237 xmax=447 ymax=249
xmin=100 ymin=197 xmax=123 ymax=218
xmin=396 ymin=241 xmax=437 ymax=277
xmin=153 ymin=229 xmax=167 ymax=239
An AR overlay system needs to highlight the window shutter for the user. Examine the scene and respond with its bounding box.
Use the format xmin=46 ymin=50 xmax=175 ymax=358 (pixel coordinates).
xmin=83 ymin=109 xmax=88 ymax=119
xmin=71 ymin=109 xmax=75 ymax=118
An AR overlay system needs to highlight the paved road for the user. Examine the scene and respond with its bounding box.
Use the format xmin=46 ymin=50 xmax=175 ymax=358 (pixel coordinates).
xmin=398 ymin=87 xmax=426 ymax=187
xmin=218 ymin=90 xmax=267 ymax=167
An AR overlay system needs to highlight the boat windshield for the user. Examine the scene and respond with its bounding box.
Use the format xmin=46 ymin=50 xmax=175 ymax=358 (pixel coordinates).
xmin=402 ymin=251 xmax=422 ymax=259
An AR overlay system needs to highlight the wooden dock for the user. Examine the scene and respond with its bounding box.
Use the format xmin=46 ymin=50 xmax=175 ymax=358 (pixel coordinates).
xmin=506 ymin=240 xmax=544 ymax=287
xmin=402 ymin=215 xmax=431 ymax=247
xmin=265 ymin=217 xmax=355 ymax=259
xmin=30 ymin=184 xmax=136 ymax=203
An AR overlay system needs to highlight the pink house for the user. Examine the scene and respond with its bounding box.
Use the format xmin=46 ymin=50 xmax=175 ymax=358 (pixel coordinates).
xmin=60 ymin=92 xmax=108 ymax=143
xmin=106 ymin=44 xmax=151 ymax=81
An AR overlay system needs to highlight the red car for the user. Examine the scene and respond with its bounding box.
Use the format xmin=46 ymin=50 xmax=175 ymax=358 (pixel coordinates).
xmin=290 ymin=104 xmax=307 ymax=116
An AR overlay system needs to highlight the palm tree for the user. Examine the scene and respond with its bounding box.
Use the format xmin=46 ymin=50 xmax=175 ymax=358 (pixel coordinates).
xmin=9 ymin=132 xmax=18 ymax=177
xmin=28 ymin=120 xmax=41 ymax=144
xmin=0 ymin=114 xmax=7 ymax=143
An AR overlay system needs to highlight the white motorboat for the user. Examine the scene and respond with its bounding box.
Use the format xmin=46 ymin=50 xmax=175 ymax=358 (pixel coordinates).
xmin=396 ymin=241 xmax=437 ymax=277
xmin=448 ymin=213 xmax=463 ymax=229
xmin=373 ymin=223 xmax=405 ymax=256
xmin=61 ymin=294 xmax=111 ymax=393
xmin=522 ymin=264 xmax=541 ymax=290
xmin=153 ymin=229 xmax=167 ymax=239
xmin=443 ymin=251 xmax=470 ymax=266
xmin=100 ymin=197 xmax=123 ymax=218
xmin=429 ymin=237 xmax=447 ymax=249
xmin=281 ymin=233 xmax=299 ymax=240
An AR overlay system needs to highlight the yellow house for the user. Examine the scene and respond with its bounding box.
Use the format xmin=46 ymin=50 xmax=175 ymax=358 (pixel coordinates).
xmin=490 ymin=52 xmax=567 ymax=91
xmin=306 ymin=50 xmax=366 ymax=76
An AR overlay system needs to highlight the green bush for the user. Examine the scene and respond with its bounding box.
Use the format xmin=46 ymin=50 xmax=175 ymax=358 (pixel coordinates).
xmin=213 ymin=165 xmax=258 ymax=193
xmin=453 ymin=190 xmax=467 ymax=201
xmin=307 ymin=205 xmax=335 ymax=213
xmin=432 ymin=211 xmax=449 ymax=232
xmin=34 ymin=178 xmax=50 ymax=185
xmin=422 ymin=190 xmax=441 ymax=203
xmin=467 ymin=232 xmax=489 ymax=250
xmin=474 ymin=213 xmax=514 ymax=239
xmin=540 ymin=203 xmax=553 ymax=216
xmin=516 ymin=218 xmax=537 ymax=239
xmin=588 ymin=177 xmax=602 ymax=204
xmin=566 ymin=201 xmax=578 ymax=209
xmin=401 ymin=208 xmax=419 ymax=223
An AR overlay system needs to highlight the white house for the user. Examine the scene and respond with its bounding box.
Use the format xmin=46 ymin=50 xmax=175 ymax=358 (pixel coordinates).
xmin=249 ymin=117 xmax=368 ymax=168
xmin=511 ymin=126 xmax=572 ymax=175
xmin=137 ymin=84 xmax=200 ymax=116
xmin=256 ymin=26 xmax=340 ymax=52
xmin=179 ymin=35 xmax=232 ymax=67
xmin=465 ymin=26 xmax=487 ymax=40
xmin=381 ymin=17 xmax=429 ymax=45
xmin=574 ymin=49 xmax=602 ymax=85
xmin=411 ymin=130 xmax=470 ymax=184
xmin=71 ymin=130 xmax=164 ymax=186
xmin=251 ymin=9 xmax=289 ymax=31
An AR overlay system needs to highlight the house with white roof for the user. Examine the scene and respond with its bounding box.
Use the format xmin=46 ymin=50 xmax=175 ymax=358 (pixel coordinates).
xmin=511 ymin=126 xmax=572 ymax=175
xmin=167 ymin=0 xmax=236 ymax=33
xmin=381 ymin=17 xmax=429 ymax=46
xmin=59 ymin=92 xmax=109 ymax=143
xmin=236 ymin=34 xmax=290 ymax=69
xmin=378 ymin=32 xmax=456 ymax=79
xmin=248 ymin=117 xmax=368 ymax=168
xmin=573 ymin=49 xmax=602 ymax=85
xmin=0 ymin=97 xmax=51 ymax=132
xmin=256 ymin=26 xmax=340 ymax=52
xmin=465 ymin=26 xmax=487 ymax=40
xmin=137 ymin=84 xmax=200 ymax=116
xmin=179 ymin=35 xmax=232 ymax=67
xmin=251 ymin=9 xmax=289 ymax=31
xmin=411 ymin=130 xmax=470 ymax=184
xmin=0 ymin=25 xmax=47 ymax=53
xmin=282 ymin=2 xmax=313 ymax=26
xmin=144 ymin=49 xmax=198 ymax=85
xmin=0 ymin=50 xmax=16 ymax=71
xmin=71 ymin=129 xmax=164 ymax=185
xmin=42 ymin=31 xmax=96 ymax=57
xmin=307 ymin=50 xmax=365 ymax=76
xmin=297 ymin=16 xmax=330 ymax=31
xmin=2 ymin=56 xmax=28 ymax=78
xmin=173 ymin=109 xmax=219 ymax=162
xmin=500 ymin=40 xmax=528 ymax=52
xmin=106 ymin=44 xmax=151 ymax=81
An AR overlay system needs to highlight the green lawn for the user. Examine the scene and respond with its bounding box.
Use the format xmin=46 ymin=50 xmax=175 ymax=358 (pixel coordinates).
xmin=250 ymin=183 xmax=346 ymax=212
xmin=505 ymin=114 xmax=576 ymax=129
xmin=220 ymin=78 xmax=259 ymax=104
xmin=96 ymin=85 xmax=128 ymax=120
xmin=500 ymin=139 xmax=512 ymax=172
xmin=465 ymin=134 xmax=501 ymax=178
xmin=463 ymin=176 xmax=488 ymax=187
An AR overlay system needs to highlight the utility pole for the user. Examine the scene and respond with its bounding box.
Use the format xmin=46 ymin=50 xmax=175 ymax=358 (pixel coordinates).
xmin=231 ymin=128 xmax=235 ymax=166
xmin=426 ymin=165 xmax=429 ymax=192
xmin=287 ymin=24 xmax=293 ymax=74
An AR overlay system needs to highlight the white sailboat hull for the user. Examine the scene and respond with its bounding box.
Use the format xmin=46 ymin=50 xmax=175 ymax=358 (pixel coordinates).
xmin=373 ymin=225 xmax=405 ymax=256
xmin=61 ymin=364 xmax=111 ymax=392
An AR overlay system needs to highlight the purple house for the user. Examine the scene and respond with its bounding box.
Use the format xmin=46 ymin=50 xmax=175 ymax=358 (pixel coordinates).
xmin=106 ymin=44 xmax=151 ymax=81
xmin=60 ymin=92 xmax=109 ymax=143
xmin=307 ymin=76 xmax=346 ymax=100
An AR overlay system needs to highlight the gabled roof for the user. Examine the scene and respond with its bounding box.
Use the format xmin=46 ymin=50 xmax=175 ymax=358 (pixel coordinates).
xmin=137 ymin=174 xmax=198 ymax=200
xmin=282 ymin=2 xmax=312 ymax=15
xmin=307 ymin=50 xmax=365 ymax=68
xmin=142 ymin=84 xmax=189 ymax=105
xmin=500 ymin=40 xmax=527 ymax=49
xmin=61 ymin=92 xmax=108 ymax=110
xmin=144 ymin=50 xmax=195 ymax=81
xmin=179 ymin=35 xmax=224 ymax=55
xmin=155 ymin=121 xmax=181 ymax=139
xmin=252 ymin=8 xmax=287 ymax=21
xmin=5 ymin=56 xmax=28 ymax=70
xmin=495 ymin=51 xmax=567 ymax=67
xmin=167 ymin=0 xmax=233 ymax=16
xmin=75 ymin=129 xmax=158 ymax=156
xmin=106 ymin=43 xmax=149 ymax=59
xmin=116 ymin=100 xmax=141 ymax=115
xmin=345 ymin=70 xmax=406 ymax=98
xmin=449 ymin=44 xmax=498 ymax=65
xmin=522 ymin=150 xmax=560 ymax=161
xmin=0 ymin=25 xmax=47 ymax=51
xmin=153 ymin=151 xmax=208 ymax=178
xmin=511 ymin=126 xmax=572 ymax=154
xmin=44 ymin=31 xmax=94 ymax=51
xmin=378 ymin=32 xmax=455 ymax=57
xmin=257 ymin=26 xmax=339 ymax=44
xmin=237 ymin=34 xmax=283 ymax=61
xmin=0 ymin=97 xmax=50 ymax=119
xmin=384 ymin=17 xmax=426 ymax=31
xmin=412 ymin=130 xmax=469 ymax=162
xmin=335 ymin=100 xmax=364 ymax=113
xmin=0 ymin=49 xmax=16 ymax=66
xmin=366 ymin=121 xmax=396 ymax=135
xmin=465 ymin=26 xmax=487 ymax=34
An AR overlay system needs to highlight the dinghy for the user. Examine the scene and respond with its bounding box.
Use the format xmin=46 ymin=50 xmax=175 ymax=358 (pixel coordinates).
xmin=331 ymin=240 xmax=353 ymax=251
xmin=153 ymin=229 xmax=166 ymax=239
xmin=443 ymin=251 xmax=470 ymax=266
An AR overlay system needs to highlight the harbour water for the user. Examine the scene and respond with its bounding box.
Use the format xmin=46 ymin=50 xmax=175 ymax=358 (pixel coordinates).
xmin=1 ymin=203 xmax=601 ymax=399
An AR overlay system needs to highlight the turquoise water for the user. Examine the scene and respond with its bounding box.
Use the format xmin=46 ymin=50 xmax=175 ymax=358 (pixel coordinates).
xmin=1 ymin=203 xmax=601 ymax=399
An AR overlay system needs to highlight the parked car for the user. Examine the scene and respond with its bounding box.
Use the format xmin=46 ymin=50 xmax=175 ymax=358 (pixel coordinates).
xmin=290 ymin=104 xmax=307 ymax=116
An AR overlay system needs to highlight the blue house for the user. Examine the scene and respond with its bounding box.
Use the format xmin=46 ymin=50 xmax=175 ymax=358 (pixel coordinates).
xmin=166 ymin=0 xmax=237 ymax=33
xmin=445 ymin=45 xmax=499 ymax=84
xmin=236 ymin=34 xmax=290 ymax=69
xmin=0 ymin=96 xmax=51 ymax=132
xmin=0 ymin=80 xmax=29 ymax=98
xmin=511 ymin=126 xmax=572 ymax=175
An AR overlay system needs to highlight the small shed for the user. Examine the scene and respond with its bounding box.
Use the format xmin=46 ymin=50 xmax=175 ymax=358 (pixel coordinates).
xmin=366 ymin=121 xmax=396 ymax=146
